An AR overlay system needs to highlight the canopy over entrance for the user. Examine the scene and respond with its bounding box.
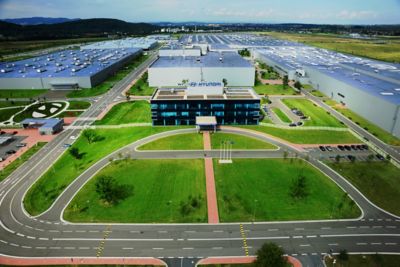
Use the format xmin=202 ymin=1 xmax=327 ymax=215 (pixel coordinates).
xmin=196 ymin=116 xmax=217 ymax=132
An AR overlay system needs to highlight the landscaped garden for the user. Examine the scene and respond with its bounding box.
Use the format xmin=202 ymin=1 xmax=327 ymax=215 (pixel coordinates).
xmin=210 ymin=132 xmax=277 ymax=150
xmin=94 ymin=101 xmax=151 ymax=125
xmin=271 ymin=107 xmax=291 ymax=123
xmin=128 ymin=71 xmax=155 ymax=96
xmin=138 ymin=133 xmax=204 ymax=150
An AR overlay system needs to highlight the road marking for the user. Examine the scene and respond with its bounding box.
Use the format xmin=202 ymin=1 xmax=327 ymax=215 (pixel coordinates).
xmin=372 ymin=226 xmax=383 ymax=228
xmin=26 ymin=236 xmax=36 ymax=239
xmin=158 ymin=231 xmax=168 ymax=233
xmin=213 ymin=230 xmax=224 ymax=233
xmin=293 ymin=236 xmax=303 ymax=239
xmin=346 ymin=226 xmax=356 ymax=229
xmin=240 ymin=224 xmax=249 ymax=257
xmin=268 ymin=229 xmax=278 ymax=231
xmin=321 ymin=227 xmax=331 ymax=230
xmin=371 ymin=243 xmax=382 ymax=245
xmin=386 ymin=226 xmax=396 ymax=229
xmin=184 ymin=231 xmax=196 ymax=233
xmin=35 ymin=247 xmax=46 ymax=249
xmin=183 ymin=247 xmax=194 ymax=250
xmin=9 ymin=243 xmax=19 ymax=247
xmin=152 ymin=248 xmax=164 ymax=250
xmin=385 ymin=243 xmax=397 ymax=245
xmin=328 ymin=243 xmax=339 ymax=246
xmin=89 ymin=230 xmax=100 ymax=233
xmin=212 ymin=247 xmax=223 ymax=250
xmin=123 ymin=247 xmax=134 ymax=250
xmin=300 ymin=244 xmax=310 ymax=247
xmin=39 ymin=237 xmax=49 ymax=240
xmin=50 ymin=247 xmax=60 ymax=249
xmin=21 ymin=246 xmax=31 ymax=249
xmin=295 ymin=228 xmax=304 ymax=231
xmin=64 ymin=247 xmax=75 ymax=249
xmin=16 ymin=233 xmax=24 ymax=237
xmin=79 ymin=247 xmax=90 ymax=250
xmin=357 ymin=243 xmax=367 ymax=245
xmin=306 ymin=235 xmax=317 ymax=238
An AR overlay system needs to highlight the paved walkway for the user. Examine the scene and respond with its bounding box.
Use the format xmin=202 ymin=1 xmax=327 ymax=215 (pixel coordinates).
xmin=203 ymin=132 xmax=219 ymax=224
xmin=198 ymin=255 xmax=302 ymax=267
xmin=0 ymin=256 xmax=166 ymax=266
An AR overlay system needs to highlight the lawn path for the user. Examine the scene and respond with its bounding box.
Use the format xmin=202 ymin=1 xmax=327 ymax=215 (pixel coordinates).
xmin=203 ymin=131 xmax=219 ymax=224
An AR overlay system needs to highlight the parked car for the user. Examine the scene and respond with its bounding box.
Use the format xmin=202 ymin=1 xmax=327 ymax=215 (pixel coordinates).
xmin=319 ymin=146 xmax=326 ymax=152
xmin=0 ymin=131 xmax=5 ymax=135
xmin=11 ymin=131 xmax=18 ymax=135
xmin=361 ymin=144 xmax=369 ymax=150
xmin=70 ymin=136 xmax=77 ymax=140
xmin=300 ymin=116 xmax=308 ymax=120
xmin=289 ymin=123 xmax=297 ymax=127
xmin=16 ymin=143 xmax=27 ymax=147
xmin=0 ymin=157 xmax=4 ymax=162
xmin=356 ymin=145 xmax=363 ymax=150
xmin=63 ymin=144 xmax=72 ymax=148
xmin=326 ymin=146 xmax=333 ymax=152
xmin=338 ymin=145 xmax=345 ymax=151
xmin=296 ymin=121 xmax=303 ymax=126
xmin=376 ymin=154 xmax=385 ymax=161
xmin=344 ymin=145 xmax=351 ymax=151
xmin=6 ymin=150 xmax=16 ymax=155
xmin=347 ymin=155 xmax=356 ymax=161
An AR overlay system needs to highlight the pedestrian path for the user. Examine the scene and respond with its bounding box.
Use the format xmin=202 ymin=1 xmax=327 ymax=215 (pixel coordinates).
xmin=203 ymin=131 xmax=219 ymax=224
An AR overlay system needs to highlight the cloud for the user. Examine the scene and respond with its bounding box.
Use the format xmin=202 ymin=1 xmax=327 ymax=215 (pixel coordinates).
xmin=337 ymin=10 xmax=378 ymax=20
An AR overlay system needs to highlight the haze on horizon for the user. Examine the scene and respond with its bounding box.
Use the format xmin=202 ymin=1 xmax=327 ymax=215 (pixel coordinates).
xmin=0 ymin=0 xmax=399 ymax=25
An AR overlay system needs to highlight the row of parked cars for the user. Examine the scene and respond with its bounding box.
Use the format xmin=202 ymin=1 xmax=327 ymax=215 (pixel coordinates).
xmin=289 ymin=108 xmax=308 ymax=127
xmin=319 ymin=144 xmax=369 ymax=152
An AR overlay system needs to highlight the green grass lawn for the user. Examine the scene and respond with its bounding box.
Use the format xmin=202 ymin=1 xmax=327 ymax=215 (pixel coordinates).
xmin=282 ymin=98 xmax=344 ymax=127
xmin=0 ymin=107 xmax=23 ymax=122
xmin=94 ymin=101 xmax=151 ymax=125
xmin=0 ymin=89 xmax=47 ymax=99
xmin=254 ymin=84 xmax=297 ymax=95
xmin=242 ymin=125 xmax=359 ymax=144
xmin=13 ymin=102 xmax=66 ymax=122
xmin=0 ymin=101 xmax=31 ymax=108
xmin=261 ymin=70 xmax=280 ymax=80
xmin=64 ymin=159 xmax=206 ymax=223
xmin=328 ymin=161 xmax=400 ymax=216
xmin=272 ymin=107 xmax=292 ymax=123
xmin=23 ymin=126 xmax=182 ymax=216
xmin=214 ymin=158 xmax=360 ymax=221
xmin=138 ymin=133 xmax=204 ymax=150
xmin=67 ymin=101 xmax=91 ymax=110
xmin=0 ymin=142 xmax=46 ymax=182
xmin=128 ymin=72 xmax=155 ymax=96
xmin=210 ymin=132 xmax=277 ymax=150
xmin=324 ymin=100 xmax=400 ymax=146
xmin=58 ymin=110 xmax=84 ymax=118
xmin=66 ymin=54 xmax=149 ymax=98
xmin=325 ymin=254 xmax=400 ymax=267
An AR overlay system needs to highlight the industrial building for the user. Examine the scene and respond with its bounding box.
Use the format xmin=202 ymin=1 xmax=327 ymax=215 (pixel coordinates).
xmin=150 ymin=82 xmax=260 ymax=126
xmin=81 ymin=37 xmax=158 ymax=50
xmin=0 ymin=48 xmax=142 ymax=89
xmin=148 ymin=51 xmax=255 ymax=87
xmin=254 ymin=46 xmax=400 ymax=138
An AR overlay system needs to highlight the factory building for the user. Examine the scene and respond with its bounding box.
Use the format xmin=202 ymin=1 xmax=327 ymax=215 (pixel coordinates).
xmin=150 ymin=82 xmax=260 ymax=126
xmin=148 ymin=51 xmax=255 ymax=87
xmin=0 ymin=48 xmax=142 ymax=89
xmin=254 ymin=46 xmax=400 ymax=138
xmin=81 ymin=37 xmax=158 ymax=50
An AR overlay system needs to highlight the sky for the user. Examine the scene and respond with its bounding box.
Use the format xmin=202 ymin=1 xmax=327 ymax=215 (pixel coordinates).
xmin=0 ymin=0 xmax=400 ymax=24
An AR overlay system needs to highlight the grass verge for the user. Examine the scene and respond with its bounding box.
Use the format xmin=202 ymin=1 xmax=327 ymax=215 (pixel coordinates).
xmin=138 ymin=133 xmax=203 ymax=150
xmin=242 ymin=125 xmax=359 ymax=144
xmin=325 ymin=254 xmax=400 ymax=267
xmin=23 ymin=126 xmax=183 ymax=216
xmin=0 ymin=142 xmax=47 ymax=182
xmin=0 ymin=89 xmax=47 ymax=99
xmin=64 ymin=159 xmax=206 ymax=223
xmin=327 ymin=161 xmax=400 ymax=216
xmin=128 ymin=72 xmax=155 ymax=96
xmin=94 ymin=101 xmax=151 ymax=125
xmin=254 ymin=84 xmax=297 ymax=95
xmin=282 ymin=98 xmax=344 ymax=127
xmin=271 ymin=107 xmax=291 ymax=123
xmin=67 ymin=101 xmax=91 ymax=110
xmin=214 ymin=158 xmax=360 ymax=222
xmin=210 ymin=132 xmax=277 ymax=150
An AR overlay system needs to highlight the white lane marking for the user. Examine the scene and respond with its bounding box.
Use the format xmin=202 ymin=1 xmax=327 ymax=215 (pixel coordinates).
xmin=213 ymin=230 xmax=224 ymax=233
xmin=183 ymin=247 xmax=194 ymax=250
xmin=184 ymin=231 xmax=196 ymax=233
xmin=35 ymin=247 xmax=46 ymax=249
xmin=64 ymin=247 xmax=75 ymax=249
xmin=295 ymin=228 xmax=304 ymax=231
xmin=79 ymin=247 xmax=90 ymax=249
xmin=321 ymin=227 xmax=331 ymax=230
xmin=21 ymin=246 xmax=31 ymax=249
xmin=54 ymin=238 xmax=174 ymax=241
xmin=129 ymin=231 xmax=140 ymax=233
xmin=293 ymin=236 xmax=303 ymax=239
xmin=212 ymin=247 xmax=223 ymax=249
xmin=300 ymin=244 xmax=310 ymax=247
xmin=63 ymin=230 xmax=73 ymax=233
xmin=89 ymin=230 xmax=99 ymax=233
xmin=386 ymin=226 xmax=396 ymax=229
xmin=385 ymin=243 xmax=397 ymax=245
xmin=16 ymin=233 xmax=24 ymax=237
xmin=152 ymin=248 xmax=164 ymax=250
xmin=268 ymin=229 xmax=278 ymax=231
xmin=346 ymin=226 xmax=356 ymax=229
xmin=371 ymin=243 xmax=382 ymax=245
xmin=357 ymin=243 xmax=367 ymax=245
xmin=50 ymin=247 xmax=60 ymax=249
xmin=123 ymin=247 xmax=134 ymax=250
xmin=328 ymin=243 xmax=338 ymax=246
xmin=307 ymin=235 xmax=317 ymax=238
xmin=10 ymin=243 xmax=19 ymax=247
xmin=26 ymin=236 xmax=36 ymax=239
xmin=39 ymin=237 xmax=49 ymax=240
xmin=158 ymin=231 xmax=168 ymax=233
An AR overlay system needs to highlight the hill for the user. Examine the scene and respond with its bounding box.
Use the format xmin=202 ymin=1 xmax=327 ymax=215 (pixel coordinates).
xmin=0 ymin=18 xmax=160 ymax=40
xmin=2 ymin=17 xmax=80 ymax=25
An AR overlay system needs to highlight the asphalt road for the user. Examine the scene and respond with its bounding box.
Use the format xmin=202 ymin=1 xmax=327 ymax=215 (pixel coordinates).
xmin=0 ymin=57 xmax=399 ymax=266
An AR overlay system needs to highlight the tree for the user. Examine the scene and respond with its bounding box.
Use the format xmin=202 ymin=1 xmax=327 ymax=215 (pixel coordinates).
xmin=82 ymin=129 xmax=103 ymax=144
xmin=69 ymin=147 xmax=83 ymax=159
xmin=283 ymin=150 xmax=288 ymax=160
xmin=289 ymin=174 xmax=309 ymax=200
xmin=95 ymin=175 xmax=133 ymax=205
xmin=222 ymin=78 xmax=228 ymax=87
xmin=335 ymin=154 xmax=341 ymax=164
xmin=282 ymin=75 xmax=289 ymax=89
xmin=254 ymin=242 xmax=286 ymax=267
xmin=294 ymin=81 xmax=302 ymax=92
xmin=125 ymin=91 xmax=131 ymax=101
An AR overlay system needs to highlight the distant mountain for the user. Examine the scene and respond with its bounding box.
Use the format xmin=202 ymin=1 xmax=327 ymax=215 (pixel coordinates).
xmin=2 ymin=17 xmax=80 ymax=25
xmin=0 ymin=18 xmax=160 ymax=40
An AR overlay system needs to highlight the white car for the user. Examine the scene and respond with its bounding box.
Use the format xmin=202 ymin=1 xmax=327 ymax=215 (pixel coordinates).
xmin=70 ymin=136 xmax=77 ymax=140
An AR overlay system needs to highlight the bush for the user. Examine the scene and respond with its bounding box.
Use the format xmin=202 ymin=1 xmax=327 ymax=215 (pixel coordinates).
xmin=254 ymin=242 xmax=286 ymax=267
xmin=95 ymin=175 xmax=133 ymax=205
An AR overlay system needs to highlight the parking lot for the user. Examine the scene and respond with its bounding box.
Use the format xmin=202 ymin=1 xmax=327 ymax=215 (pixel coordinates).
xmin=306 ymin=144 xmax=387 ymax=162
xmin=0 ymin=132 xmax=27 ymax=162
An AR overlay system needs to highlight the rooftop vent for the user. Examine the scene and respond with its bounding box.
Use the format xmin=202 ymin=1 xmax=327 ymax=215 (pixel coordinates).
xmin=380 ymin=92 xmax=394 ymax=96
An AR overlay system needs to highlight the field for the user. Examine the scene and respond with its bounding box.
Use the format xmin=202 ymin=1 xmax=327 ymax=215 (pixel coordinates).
xmin=325 ymin=254 xmax=400 ymax=267
xmin=328 ymin=161 xmax=400 ymax=216
xmin=271 ymin=107 xmax=291 ymax=123
xmin=0 ymin=107 xmax=23 ymax=122
xmin=64 ymin=159 xmax=206 ymax=223
xmin=242 ymin=125 xmax=359 ymax=144
xmin=214 ymin=158 xmax=360 ymax=221
xmin=67 ymin=101 xmax=91 ymax=110
xmin=0 ymin=142 xmax=46 ymax=182
xmin=23 ymin=126 xmax=180 ymax=215
xmin=0 ymin=37 xmax=107 ymax=58
xmin=254 ymin=84 xmax=297 ymax=95
xmin=0 ymin=89 xmax=47 ymax=99
xmin=0 ymin=101 xmax=31 ymax=108
xmin=282 ymin=98 xmax=344 ymax=127
xmin=210 ymin=132 xmax=277 ymax=150
xmin=66 ymin=54 xmax=149 ymax=98
xmin=94 ymin=101 xmax=151 ymax=125
xmin=138 ymin=133 xmax=204 ymax=150
xmin=128 ymin=72 xmax=155 ymax=96
xmin=263 ymin=32 xmax=400 ymax=63
xmin=324 ymin=100 xmax=400 ymax=146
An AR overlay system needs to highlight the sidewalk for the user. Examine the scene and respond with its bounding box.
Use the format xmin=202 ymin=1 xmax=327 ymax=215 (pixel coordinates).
xmin=198 ymin=255 xmax=302 ymax=267
xmin=203 ymin=132 xmax=219 ymax=224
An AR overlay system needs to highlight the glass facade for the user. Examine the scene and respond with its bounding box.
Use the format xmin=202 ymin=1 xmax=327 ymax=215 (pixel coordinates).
xmin=151 ymin=99 xmax=260 ymax=126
